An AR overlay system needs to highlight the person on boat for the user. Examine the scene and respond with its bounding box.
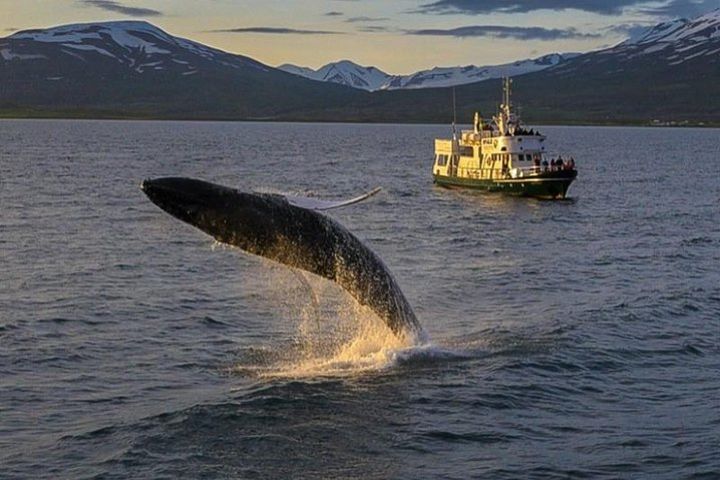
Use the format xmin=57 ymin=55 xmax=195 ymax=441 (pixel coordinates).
xmin=569 ymin=157 xmax=576 ymax=170
xmin=550 ymin=158 xmax=556 ymax=171
xmin=542 ymin=159 xmax=549 ymax=172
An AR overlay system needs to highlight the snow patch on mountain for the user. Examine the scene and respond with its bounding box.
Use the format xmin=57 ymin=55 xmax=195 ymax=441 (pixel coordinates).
xmin=60 ymin=43 xmax=116 ymax=59
xmin=0 ymin=48 xmax=46 ymax=61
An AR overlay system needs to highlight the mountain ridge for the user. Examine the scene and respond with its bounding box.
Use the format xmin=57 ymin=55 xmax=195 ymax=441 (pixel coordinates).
xmin=278 ymin=53 xmax=578 ymax=91
xmin=1 ymin=12 xmax=719 ymax=124
xmin=0 ymin=20 xmax=367 ymax=116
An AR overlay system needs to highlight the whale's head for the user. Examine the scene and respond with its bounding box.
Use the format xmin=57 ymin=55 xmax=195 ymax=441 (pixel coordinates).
xmin=141 ymin=177 xmax=287 ymax=254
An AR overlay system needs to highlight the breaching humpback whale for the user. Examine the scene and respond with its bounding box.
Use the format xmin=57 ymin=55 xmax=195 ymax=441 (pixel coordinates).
xmin=141 ymin=177 xmax=424 ymax=342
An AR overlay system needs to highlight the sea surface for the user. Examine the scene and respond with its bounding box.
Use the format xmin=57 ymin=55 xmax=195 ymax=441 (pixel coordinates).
xmin=1 ymin=120 xmax=718 ymax=479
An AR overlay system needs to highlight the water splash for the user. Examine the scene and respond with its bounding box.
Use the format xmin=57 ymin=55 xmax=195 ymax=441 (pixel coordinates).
xmin=230 ymin=265 xmax=426 ymax=379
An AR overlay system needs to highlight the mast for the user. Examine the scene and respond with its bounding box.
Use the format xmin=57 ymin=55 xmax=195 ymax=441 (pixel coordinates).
xmin=503 ymin=77 xmax=512 ymax=118
xmin=494 ymin=77 xmax=511 ymax=136
xmin=451 ymin=86 xmax=457 ymax=141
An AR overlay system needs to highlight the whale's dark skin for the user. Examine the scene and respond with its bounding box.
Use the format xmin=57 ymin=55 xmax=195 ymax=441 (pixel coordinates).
xmin=141 ymin=177 xmax=424 ymax=342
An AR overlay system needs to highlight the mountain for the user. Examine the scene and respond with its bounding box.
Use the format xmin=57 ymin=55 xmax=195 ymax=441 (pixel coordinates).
xmin=0 ymin=21 xmax=366 ymax=117
xmin=555 ymin=8 xmax=720 ymax=74
xmin=326 ymin=8 xmax=720 ymax=124
xmin=326 ymin=8 xmax=720 ymax=123
xmin=622 ymin=10 xmax=720 ymax=51
xmin=514 ymin=8 xmax=720 ymax=121
xmin=1 ymin=12 xmax=719 ymax=124
xmin=4 ymin=21 xmax=268 ymax=74
xmin=278 ymin=60 xmax=391 ymax=91
xmin=278 ymin=53 xmax=578 ymax=91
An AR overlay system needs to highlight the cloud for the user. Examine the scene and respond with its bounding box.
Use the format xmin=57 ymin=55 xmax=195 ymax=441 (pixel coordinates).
xmin=415 ymin=0 xmax=645 ymax=15
xmin=210 ymin=27 xmax=343 ymax=35
xmin=81 ymin=0 xmax=162 ymax=17
xmin=406 ymin=25 xmax=601 ymax=40
xmin=639 ymin=0 xmax=719 ymax=18
xmin=357 ymin=25 xmax=394 ymax=33
xmin=325 ymin=11 xmax=344 ymax=16
xmin=345 ymin=16 xmax=390 ymax=23
xmin=415 ymin=0 xmax=719 ymax=17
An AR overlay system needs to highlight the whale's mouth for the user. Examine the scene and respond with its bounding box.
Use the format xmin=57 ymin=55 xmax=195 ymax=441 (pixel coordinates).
xmin=141 ymin=177 xmax=244 ymax=233
xmin=141 ymin=178 xmax=214 ymax=216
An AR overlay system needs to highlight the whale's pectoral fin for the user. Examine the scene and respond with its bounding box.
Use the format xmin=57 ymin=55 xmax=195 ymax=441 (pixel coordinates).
xmin=283 ymin=187 xmax=382 ymax=211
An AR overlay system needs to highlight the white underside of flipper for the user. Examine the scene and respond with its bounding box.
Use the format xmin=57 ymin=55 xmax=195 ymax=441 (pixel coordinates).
xmin=284 ymin=187 xmax=382 ymax=211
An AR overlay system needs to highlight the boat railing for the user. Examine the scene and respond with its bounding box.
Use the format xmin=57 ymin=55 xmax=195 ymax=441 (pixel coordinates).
xmin=511 ymin=164 xmax=576 ymax=176
xmin=457 ymin=164 xmax=575 ymax=180
xmin=457 ymin=167 xmax=537 ymax=179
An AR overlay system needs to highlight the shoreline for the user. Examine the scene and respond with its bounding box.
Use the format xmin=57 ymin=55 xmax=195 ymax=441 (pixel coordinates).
xmin=0 ymin=111 xmax=717 ymax=128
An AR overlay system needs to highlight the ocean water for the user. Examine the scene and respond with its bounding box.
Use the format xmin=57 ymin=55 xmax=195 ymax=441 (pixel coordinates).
xmin=1 ymin=120 xmax=718 ymax=479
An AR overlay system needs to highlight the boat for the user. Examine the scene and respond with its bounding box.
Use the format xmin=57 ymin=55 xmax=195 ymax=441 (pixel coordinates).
xmin=432 ymin=78 xmax=577 ymax=199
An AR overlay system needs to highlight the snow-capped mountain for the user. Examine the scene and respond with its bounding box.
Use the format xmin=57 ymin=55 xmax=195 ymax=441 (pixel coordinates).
xmin=0 ymin=21 xmax=362 ymax=116
xmin=278 ymin=53 xmax=578 ymax=91
xmin=278 ymin=60 xmax=391 ymax=91
xmin=1 ymin=21 xmax=267 ymax=76
xmin=623 ymin=8 xmax=719 ymax=46
xmin=552 ymin=7 xmax=720 ymax=74
xmin=612 ymin=8 xmax=720 ymax=64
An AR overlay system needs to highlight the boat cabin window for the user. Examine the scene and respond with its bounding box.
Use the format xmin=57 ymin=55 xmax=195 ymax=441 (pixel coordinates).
xmin=460 ymin=146 xmax=474 ymax=157
xmin=436 ymin=154 xmax=449 ymax=166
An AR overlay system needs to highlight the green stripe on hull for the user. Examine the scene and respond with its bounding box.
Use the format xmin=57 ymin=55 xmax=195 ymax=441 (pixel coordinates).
xmin=433 ymin=174 xmax=575 ymax=199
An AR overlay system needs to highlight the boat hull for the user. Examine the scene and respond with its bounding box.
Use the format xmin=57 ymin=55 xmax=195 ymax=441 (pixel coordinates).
xmin=433 ymin=170 xmax=577 ymax=199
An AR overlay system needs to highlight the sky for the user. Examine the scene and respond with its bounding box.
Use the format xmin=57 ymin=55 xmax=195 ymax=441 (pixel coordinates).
xmin=1 ymin=0 xmax=717 ymax=73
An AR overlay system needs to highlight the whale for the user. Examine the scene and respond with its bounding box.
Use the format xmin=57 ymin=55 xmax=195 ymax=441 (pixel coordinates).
xmin=141 ymin=177 xmax=425 ymax=342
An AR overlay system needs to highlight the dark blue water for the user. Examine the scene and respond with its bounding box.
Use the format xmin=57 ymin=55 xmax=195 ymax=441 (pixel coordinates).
xmin=1 ymin=120 xmax=719 ymax=479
